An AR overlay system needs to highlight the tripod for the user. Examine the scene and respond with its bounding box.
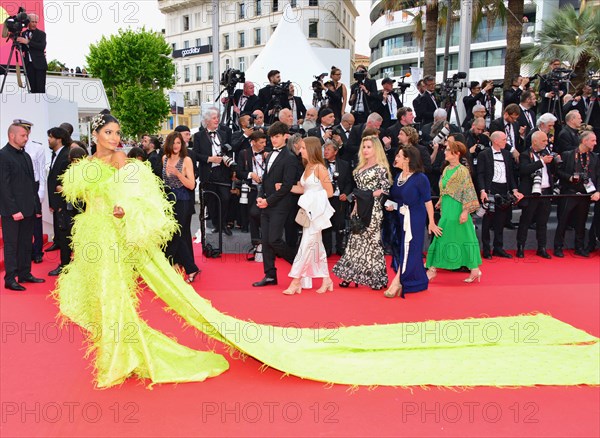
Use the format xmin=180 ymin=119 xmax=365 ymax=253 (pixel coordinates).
xmin=215 ymin=86 xmax=239 ymax=131
xmin=266 ymin=93 xmax=283 ymax=126
xmin=547 ymin=94 xmax=563 ymax=124
xmin=0 ymin=38 xmax=31 ymax=93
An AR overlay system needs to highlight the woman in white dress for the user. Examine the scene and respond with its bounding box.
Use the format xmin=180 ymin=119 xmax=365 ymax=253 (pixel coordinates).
xmin=281 ymin=137 xmax=335 ymax=295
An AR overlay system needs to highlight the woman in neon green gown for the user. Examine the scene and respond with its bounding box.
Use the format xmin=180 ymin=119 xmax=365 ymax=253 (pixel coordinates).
xmin=54 ymin=114 xmax=598 ymax=389
xmin=425 ymin=138 xmax=482 ymax=283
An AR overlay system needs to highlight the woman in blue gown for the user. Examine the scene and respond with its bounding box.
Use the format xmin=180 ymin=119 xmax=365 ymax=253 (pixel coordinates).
xmin=385 ymin=145 xmax=441 ymax=298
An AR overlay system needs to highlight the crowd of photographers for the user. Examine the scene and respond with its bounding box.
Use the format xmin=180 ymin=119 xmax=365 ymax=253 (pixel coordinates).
xmin=137 ymin=59 xmax=599 ymax=260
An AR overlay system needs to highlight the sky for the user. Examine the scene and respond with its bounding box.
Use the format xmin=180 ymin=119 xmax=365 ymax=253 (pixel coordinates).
xmin=31 ymin=0 xmax=371 ymax=68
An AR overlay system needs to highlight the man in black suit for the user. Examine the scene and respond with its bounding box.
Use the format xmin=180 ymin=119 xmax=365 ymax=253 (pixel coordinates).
xmin=322 ymin=141 xmax=352 ymax=256
xmin=16 ymin=14 xmax=47 ymax=93
xmin=237 ymin=131 xmax=268 ymax=245
xmin=386 ymin=107 xmax=415 ymax=151
xmin=307 ymin=108 xmax=336 ymax=145
xmin=343 ymin=112 xmax=384 ymax=166
xmin=258 ymin=70 xmax=287 ymax=119
xmin=142 ymin=135 xmax=163 ymax=177
xmin=489 ymin=103 xmax=524 ymax=155
xmin=463 ymin=81 xmax=492 ymax=123
xmin=252 ymin=122 xmax=298 ymax=286
xmin=233 ymin=81 xmax=259 ymax=116
xmin=0 ymin=123 xmax=45 ymax=291
xmin=230 ymin=115 xmax=254 ymax=153
xmin=413 ymin=75 xmax=439 ymax=126
xmin=516 ymin=131 xmax=557 ymax=259
xmin=554 ymin=131 xmax=600 ymax=257
xmin=332 ymin=113 xmax=355 ymax=153
xmin=46 ymin=127 xmax=72 ymax=276
xmin=378 ymin=78 xmax=402 ymax=130
xmin=503 ymin=75 xmax=530 ymax=109
xmin=517 ymin=90 xmax=537 ymax=137
xmin=348 ymin=65 xmax=378 ymax=124
xmin=524 ymin=113 xmax=557 ymax=151
xmin=465 ymin=117 xmax=491 ymax=183
xmin=538 ymin=59 xmax=568 ymax=116
xmin=555 ymin=110 xmax=582 ymax=154
xmin=193 ymin=108 xmax=234 ymax=236
xmin=564 ymin=84 xmax=600 ymax=143
xmin=477 ymin=131 xmax=524 ymax=259
xmin=284 ymin=84 xmax=307 ymax=126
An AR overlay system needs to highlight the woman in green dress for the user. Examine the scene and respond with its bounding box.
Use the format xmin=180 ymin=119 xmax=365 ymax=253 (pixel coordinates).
xmin=426 ymin=138 xmax=482 ymax=283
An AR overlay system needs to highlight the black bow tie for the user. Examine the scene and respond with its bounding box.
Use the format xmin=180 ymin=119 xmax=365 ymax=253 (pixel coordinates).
xmin=272 ymin=148 xmax=283 ymax=152
xmin=254 ymin=151 xmax=263 ymax=156
xmin=494 ymin=151 xmax=502 ymax=155
xmin=328 ymin=160 xmax=335 ymax=165
xmin=209 ymin=131 xmax=216 ymax=136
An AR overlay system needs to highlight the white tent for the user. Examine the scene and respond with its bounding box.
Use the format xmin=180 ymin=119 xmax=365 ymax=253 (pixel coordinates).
xmin=243 ymin=17 xmax=329 ymax=108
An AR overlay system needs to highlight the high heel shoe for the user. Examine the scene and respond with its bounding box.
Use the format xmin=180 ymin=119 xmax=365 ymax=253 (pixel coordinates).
xmin=384 ymin=281 xmax=402 ymax=298
xmin=339 ymin=280 xmax=359 ymax=288
xmin=282 ymin=280 xmax=302 ymax=295
xmin=186 ymin=270 xmax=200 ymax=283
xmin=316 ymin=278 xmax=334 ymax=294
xmin=426 ymin=267 xmax=437 ymax=281
xmin=463 ymin=270 xmax=482 ymax=283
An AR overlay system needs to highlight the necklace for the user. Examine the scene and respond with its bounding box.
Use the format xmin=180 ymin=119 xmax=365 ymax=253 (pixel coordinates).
xmin=397 ymin=171 xmax=413 ymax=186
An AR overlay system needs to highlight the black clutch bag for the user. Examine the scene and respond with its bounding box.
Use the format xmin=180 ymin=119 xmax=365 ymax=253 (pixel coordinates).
xmin=349 ymin=214 xmax=365 ymax=234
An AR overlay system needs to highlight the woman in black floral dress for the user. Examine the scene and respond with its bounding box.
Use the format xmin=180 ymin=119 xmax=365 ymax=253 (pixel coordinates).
xmin=333 ymin=136 xmax=392 ymax=290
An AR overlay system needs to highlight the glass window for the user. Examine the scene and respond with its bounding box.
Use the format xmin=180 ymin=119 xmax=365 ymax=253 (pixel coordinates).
xmin=224 ymin=34 xmax=230 ymax=50
xmin=208 ymin=62 xmax=213 ymax=80
xmin=342 ymin=35 xmax=345 ymax=48
xmin=194 ymin=13 xmax=201 ymax=29
xmin=196 ymin=90 xmax=202 ymax=103
xmin=208 ymin=36 xmax=213 ymax=47
xmin=184 ymin=66 xmax=190 ymax=83
xmin=196 ymin=38 xmax=201 ymax=47
xmin=172 ymin=42 xmax=177 ymax=51
xmin=308 ymin=20 xmax=318 ymax=38
xmin=183 ymin=15 xmax=190 ymax=31
xmin=225 ymin=58 xmax=231 ymax=70
xmin=184 ymin=40 xmax=190 ymax=49
xmin=470 ymin=51 xmax=486 ymax=69
xmin=196 ymin=65 xmax=202 ymax=81
xmin=273 ymin=0 xmax=278 ymax=12
xmin=256 ymin=0 xmax=262 ymax=15
xmin=239 ymin=2 xmax=246 ymax=19
xmin=255 ymin=28 xmax=261 ymax=45
xmin=239 ymin=31 xmax=245 ymax=48
xmin=309 ymin=0 xmax=318 ymax=6
xmin=436 ymin=54 xmax=459 ymax=71
xmin=239 ymin=57 xmax=246 ymax=72
xmin=291 ymin=0 xmax=297 ymax=7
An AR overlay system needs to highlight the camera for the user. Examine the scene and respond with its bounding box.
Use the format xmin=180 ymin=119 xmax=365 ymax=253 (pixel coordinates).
xmin=432 ymin=126 xmax=450 ymax=145
xmin=353 ymin=70 xmax=367 ymax=84
xmin=272 ymin=80 xmax=291 ymax=96
xmin=218 ymin=144 xmax=237 ymax=167
xmin=312 ymin=73 xmax=327 ymax=92
xmin=437 ymin=72 xmax=467 ymax=102
xmin=239 ymin=183 xmax=250 ymax=205
xmin=542 ymin=68 xmax=574 ymax=95
xmin=289 ymin=125 xmax=306 ymax=137
xmin=2 ymin=7 xmax=30 ymax=40
xmin=532 ymin=170 xmax=543 ymax=195
xmin=220 ymin=68 xmax=245 ymax=89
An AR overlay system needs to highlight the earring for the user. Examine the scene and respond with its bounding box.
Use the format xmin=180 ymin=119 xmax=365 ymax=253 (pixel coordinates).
xmin=91 ymin=135 xmax=97 ymax=143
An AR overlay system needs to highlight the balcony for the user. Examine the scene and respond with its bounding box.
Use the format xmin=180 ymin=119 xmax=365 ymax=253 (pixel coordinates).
xmin=371 ymin=45 xmax=419 ymax=63
xmin=158 ymin=0 xmax=206 ymax=14
xmin=369 ymin=9 xmax=416 ymax=48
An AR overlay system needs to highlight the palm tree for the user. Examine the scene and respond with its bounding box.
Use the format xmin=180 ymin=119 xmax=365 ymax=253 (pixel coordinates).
xmin=523 ymin=4 xmax=600 ymax=87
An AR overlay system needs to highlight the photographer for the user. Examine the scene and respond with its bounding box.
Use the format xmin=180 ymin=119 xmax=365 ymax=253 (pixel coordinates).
xmin=480 ymin=80 xmax=498 ymax=128
xmin=465 ymin=117 xmax=491 ymax=183
xmin=284 ymin=84 xmax=306 ymax=126
xmin=237 ymin=130 xmax=268 ymax=245
xmin=413 ymin=75 xmax=439 ymax=126
xmin=524 ymin=113 xmax=557 ymax=151
xmin=503 ymin=75 xmax=530 ymax=109
xmin=231 ymin=114 xmax=254 ymax=152
xmin=555 ymin=110 xmax=582 ymax=154
xmin=193 ymin=108 xmax=234 ymax=236
xmin=462 ymin=103 xmax=487 ymax=132
xmin=379 ymin=78 xmax=402 ymax=130
xmin=554 ymin=131 xmax=600 ymax=258
xmin=563 ymin=82 xmax=600 ymax=139
xmin=15 ymin=14 xmax=47 ymax=93
xmin=463 ymin=81 xmax=493 ymax=123
xmin=307 ymin=108 xmax=336 ymax=145
xmin=539 ymin=59 xmax=569 ymax=116
xmin=258 ymin=70 xmax=288 ymax=117
xmin=348 ymin=65 xmax=378 ymax=124
xmin=233 ymin=81 xmax=259 ymax=116
xmin=517 ymin=90 xmax=537 ymax=135
xmin=477 ymin=131 xmax=524 ymax=259
xmin=322 ymin=66 xmax=347 ymax=123
xmin=490 ymin=104 xmax=523 ymax=156
xmin=516 ymin=131 xmax=557 ymax=259
xmin=322 ymin=140 xmax=352 ymax=256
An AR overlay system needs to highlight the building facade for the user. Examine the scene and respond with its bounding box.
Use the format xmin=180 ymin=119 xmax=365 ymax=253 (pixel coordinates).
xmin=368 ymin=0 xmax=563 ymax=87
xmin=159 ymin=0 xmax=358 ymax=118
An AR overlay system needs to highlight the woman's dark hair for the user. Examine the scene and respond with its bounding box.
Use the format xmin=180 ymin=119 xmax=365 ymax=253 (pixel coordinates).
xmin=91 ymin=113 xmax=119 ymax=133
xmin=68 ymin=146 xmax=88 ymax=162
xmin=127 ymin=146 xmax=147 ymax=160
xmin=163 ymin=131 xmax=187 ymax=158
xmin=72 ymin=140 xmax=87 ymax=149
xmin=398 ymin=145 xmax=424 ymax=173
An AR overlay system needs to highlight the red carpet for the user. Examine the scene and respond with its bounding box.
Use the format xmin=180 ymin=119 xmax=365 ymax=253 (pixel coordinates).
xmin=1 ymin=248 xmax=599 ymax=437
